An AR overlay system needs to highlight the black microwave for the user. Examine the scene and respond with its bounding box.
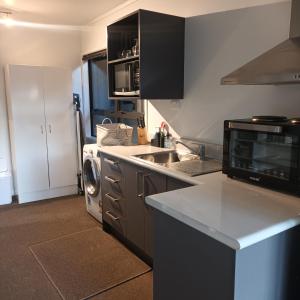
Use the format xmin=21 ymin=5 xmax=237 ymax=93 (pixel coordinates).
xmin=113 ymin=60 xmax=140 ymax=96
xmin=223 ymin=116 xmax=300 ymax=194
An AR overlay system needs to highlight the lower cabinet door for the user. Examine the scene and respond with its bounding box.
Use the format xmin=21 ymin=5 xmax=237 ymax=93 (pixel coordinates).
xmin=126 ymin=163 xmax=167 ymax=258
xmin=143 ymin=171 xmax=166 ymax=258
xmin=144 ymin=205 xmax=154 ymax=258
xmin=102 ymin=184 xmax=126 ymax=236
xmin=103 ymin=208 xmax=126 ymax=236
xmin=125 ymin=163 xmax=146 ymax=251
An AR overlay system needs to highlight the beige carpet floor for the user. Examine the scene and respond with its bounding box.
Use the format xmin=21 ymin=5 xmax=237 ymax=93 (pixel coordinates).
xmin=0 ymin=196 xmax=153 ymax=300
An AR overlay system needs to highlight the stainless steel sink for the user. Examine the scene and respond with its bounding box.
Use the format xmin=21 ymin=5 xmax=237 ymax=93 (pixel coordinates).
xmin=134 ymin=151 xmax=181 ymax=167
xmin=133 ymin=150 xmax=222 ymax=177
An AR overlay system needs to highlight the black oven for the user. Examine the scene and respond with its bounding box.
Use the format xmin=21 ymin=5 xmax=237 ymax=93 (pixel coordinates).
xmin=223 ymin=116 xmax=300 ymax=194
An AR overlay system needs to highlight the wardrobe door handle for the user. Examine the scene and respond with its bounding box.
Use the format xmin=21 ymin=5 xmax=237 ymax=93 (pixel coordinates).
xmin=48 ymin=124 xmax=52 ymax=134
xmin=40 ymin=125 xmax=44 ymax=134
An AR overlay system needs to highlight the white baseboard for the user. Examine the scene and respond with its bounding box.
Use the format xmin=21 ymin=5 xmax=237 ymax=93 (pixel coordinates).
xmin=18 ymin=185 xmax=78 ymax=204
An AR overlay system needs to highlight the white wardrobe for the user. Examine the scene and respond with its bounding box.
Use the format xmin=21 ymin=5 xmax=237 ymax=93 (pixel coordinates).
xmin=5 ymin=65 xmax=78 ymax=203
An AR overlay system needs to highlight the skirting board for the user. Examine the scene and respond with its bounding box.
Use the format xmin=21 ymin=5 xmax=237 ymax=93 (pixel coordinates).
xmin=18 ymin=185 xmax=78 ymax=204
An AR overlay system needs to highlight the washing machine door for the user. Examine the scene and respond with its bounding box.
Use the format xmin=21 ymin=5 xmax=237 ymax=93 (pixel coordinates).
xmin=83 ymin=157 xmax=100 ymax=197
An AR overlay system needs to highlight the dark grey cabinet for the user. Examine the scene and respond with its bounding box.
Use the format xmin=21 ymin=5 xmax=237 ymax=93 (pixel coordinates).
xmin=107 ymin=9 xmax=185 ymax=100
xmin=101 ymin=154 xmax=127 ymax=236
xmin=125 ymin=164 xmax=147 ymax=251
xmin=142 ymin=171 xmax=167 ymax=257
xmin=125 ymin=162 xmax=166 ymax=258
xmin=100 ymin=152 xmax=193 ymax=262
xmin=153 ymin=209 xmax=300 ymax=300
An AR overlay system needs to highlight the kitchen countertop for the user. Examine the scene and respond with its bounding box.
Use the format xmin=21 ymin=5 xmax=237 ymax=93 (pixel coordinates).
xmin=146 ymin=172 xmax=300 ymax=250
xmin=99 ymin=145 xmax=300 ymax=250
xmin=99 ymin=145 xmax=213 ymax=185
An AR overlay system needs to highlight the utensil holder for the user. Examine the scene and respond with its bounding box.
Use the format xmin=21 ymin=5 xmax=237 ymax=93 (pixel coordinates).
xmin=137 ymin=127 xmax=149 ymax=145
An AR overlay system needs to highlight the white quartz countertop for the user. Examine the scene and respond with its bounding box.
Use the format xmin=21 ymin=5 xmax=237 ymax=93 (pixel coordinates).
xmin=99 ymin=145 xmax=300 ymax=250
xmin=146 ymin=172 xmax=300 ymax=250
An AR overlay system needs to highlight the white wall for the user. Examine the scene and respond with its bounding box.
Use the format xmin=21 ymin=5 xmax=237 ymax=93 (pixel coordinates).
xmin=81 ymin=0 xmax=300 ymax=144
xmin=81 ymin=0 xmax=288 ymax=54
xmin=0 ymin=26 xmax=82 ymax=176
xmin=153 ymin=1 xmax=300 ymax=143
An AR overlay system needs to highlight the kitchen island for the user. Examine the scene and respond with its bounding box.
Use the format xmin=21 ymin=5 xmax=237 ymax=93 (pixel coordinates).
xmin=146 ymin=172 xmax=300 ymax=300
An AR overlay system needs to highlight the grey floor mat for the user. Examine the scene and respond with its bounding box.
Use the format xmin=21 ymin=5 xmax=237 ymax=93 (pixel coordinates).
xmin=30 ymin=227 xmax=151 ymax=300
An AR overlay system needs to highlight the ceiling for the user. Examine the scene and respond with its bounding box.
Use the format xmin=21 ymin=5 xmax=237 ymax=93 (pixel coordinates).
xmin=0 ymin=0 xmax=289 ymax=27
xmin=0 ymin=0 xmax=128 ymax=25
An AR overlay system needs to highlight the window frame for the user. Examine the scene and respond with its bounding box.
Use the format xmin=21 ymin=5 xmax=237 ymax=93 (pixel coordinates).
xmin=87 ymin=52 xmax=112 ymax=137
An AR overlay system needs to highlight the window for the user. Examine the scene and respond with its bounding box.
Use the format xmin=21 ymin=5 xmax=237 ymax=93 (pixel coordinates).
xmin=88 ymin=55 xmax=115 ymax=137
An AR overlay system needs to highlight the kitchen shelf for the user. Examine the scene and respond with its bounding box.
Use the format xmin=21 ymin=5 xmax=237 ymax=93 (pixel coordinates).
xmin=94 ymin=110 xmax=143 ymax=121
xmin=109 ymin=96 xmax=140 ymax=100
xmin=109 ymin=111 xmax=144 ymax=120
xmin=108 ymin=55 xmax=139 ymax=65
xmin=107 ymin=9 xmax=185 ymax=100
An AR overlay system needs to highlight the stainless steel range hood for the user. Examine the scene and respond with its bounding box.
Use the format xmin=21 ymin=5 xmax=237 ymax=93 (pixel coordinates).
xmin=221 ymin=0 xmax=300 ymax=85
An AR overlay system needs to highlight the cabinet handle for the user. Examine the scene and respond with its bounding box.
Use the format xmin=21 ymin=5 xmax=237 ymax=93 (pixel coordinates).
xmin=104 ymin=176 xmax=119 ymax=184
xmin=105 ymin=210 xmax=119 ymax=221
xmin=104 ymin=158 xmax=118 ymax=166
xmin=136 ymin=171 xmax=143 ymax=198
xmin=136 ymin=171 xmax=150 ymax=200
xmin=48 ymin=124 xmax=52 ymax=134
xmin=105 ymin=193 xmax=119 ymax=203
xmin=40 ymin=125 xmax=44 ymax=134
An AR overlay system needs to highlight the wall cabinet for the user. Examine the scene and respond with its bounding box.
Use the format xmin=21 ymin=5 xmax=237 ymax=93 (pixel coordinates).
xmin=107 ymin=9 xmax=185 ymax=100
xmin=6 ymin=65 xmax=78 ymax=203
xmin=101 ymin=152 xmax=192 ymax=262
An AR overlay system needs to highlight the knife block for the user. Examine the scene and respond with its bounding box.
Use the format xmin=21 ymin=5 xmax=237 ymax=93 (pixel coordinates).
xmin=137 ymin=127 xmax=149 ymax=145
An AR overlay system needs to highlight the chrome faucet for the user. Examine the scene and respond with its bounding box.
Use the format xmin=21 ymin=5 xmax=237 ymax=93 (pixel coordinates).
xmin=175 ymin=140 xmax=206 ymax=160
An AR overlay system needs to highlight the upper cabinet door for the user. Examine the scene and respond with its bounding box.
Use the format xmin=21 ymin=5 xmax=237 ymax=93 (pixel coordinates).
xmin=6 ymin=65 xmax=49 ymax=197
xmin=43 ymin=67 xmax=77 ymax=189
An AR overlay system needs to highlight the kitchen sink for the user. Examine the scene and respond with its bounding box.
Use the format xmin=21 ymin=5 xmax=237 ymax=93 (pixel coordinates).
xmin=134 ymin=151 xmax=182 ymax=167
xmin=133 ymin=150 xmax=222 ymax=177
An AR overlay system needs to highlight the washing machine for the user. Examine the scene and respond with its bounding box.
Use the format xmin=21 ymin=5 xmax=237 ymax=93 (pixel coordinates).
xmin=83 ymin=144 xmax=102 ymax=222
